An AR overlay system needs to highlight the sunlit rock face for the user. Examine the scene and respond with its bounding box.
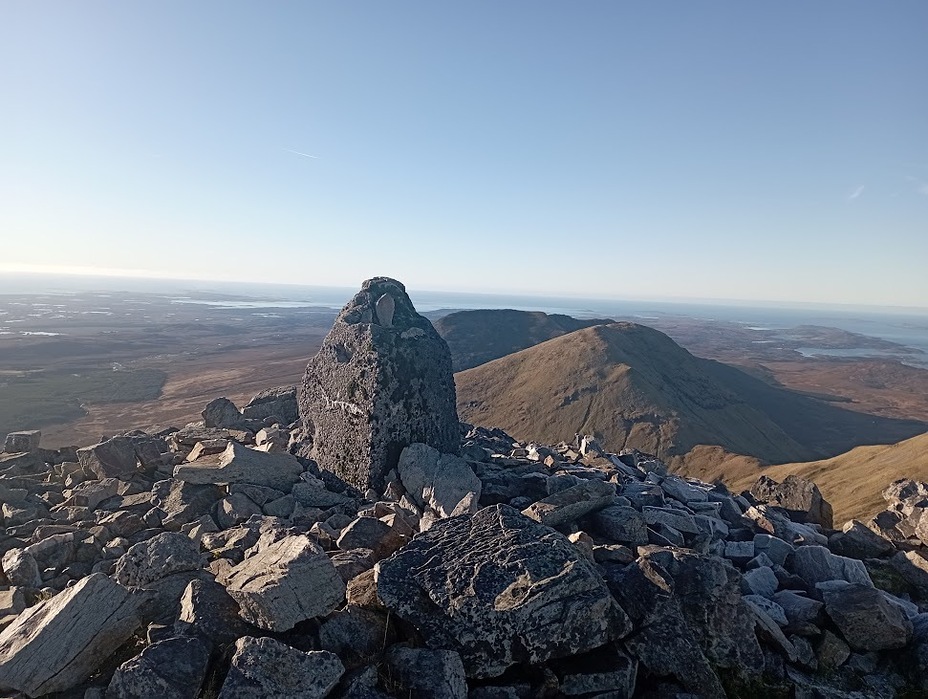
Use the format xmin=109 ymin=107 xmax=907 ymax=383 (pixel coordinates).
xmin=299 ymin=277 xmax=459 ymax=492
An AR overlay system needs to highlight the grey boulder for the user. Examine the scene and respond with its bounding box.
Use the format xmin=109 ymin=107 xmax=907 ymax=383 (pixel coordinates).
xmin=377 ymin=504 xmax=630 ymax=678
xmin=299 ymin=277 xmax=459 ymax=492
xmin=106 ymin=636 xmax=210 ymax=699
xmin=173 ymin=441 xmax=302 ymax=492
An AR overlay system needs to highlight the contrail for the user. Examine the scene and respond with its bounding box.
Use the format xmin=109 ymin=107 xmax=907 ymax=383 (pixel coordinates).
xmin=283 ymin=148 xmax=319 ymax=159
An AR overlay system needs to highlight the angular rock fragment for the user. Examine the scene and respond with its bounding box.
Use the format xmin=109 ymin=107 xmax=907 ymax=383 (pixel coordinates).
xmin=106 ymin=636 xmax=210 ymax=699
xmin=242 ymin=385 xmax=299 ymax=424
xmin=790 ymin=545 xmax=872 ymax=587
xmin=113 ymin=531 xmax=204 ymax=587
xmin=202 ymin=397 xmax=248 ymax=430
xmin=397 ymin=442 xmax=481 ymax=517
xmin=173 ymin=441 xmax=302 ymax=492
xmin=77 ymin=437 xmax=139 ymax=479
xmin=750 ymin=474 xmax=834 ymax=529
xmin=820 ymin=581 xmax=913 ymax=651
xmin=223 ymin=534 xmax=345 ymax=631
xmin=384 ymin=646 xmax=468 ymax=699
xmin=521 ymin=478 xmax=615 ymax=528
xmin=0 ymin=573 xmax=141 ymax=697
xmin=219 ymin=636 xmax=344 ymax=699
xmin=299 ymin=277 xmax=459 ymax=492
xmin=1 ymin=548 xmax=41 ymax=587
xmin=828 ymin=519 xmax=894 ymax=560
xmin=174 ymin=578 xmax=250 ymax=645
xmin=377 ymin=504 xmax=630 ymax=678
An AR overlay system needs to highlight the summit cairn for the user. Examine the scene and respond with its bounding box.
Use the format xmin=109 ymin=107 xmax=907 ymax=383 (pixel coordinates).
xmin=299 ymin=277 xmax=459 ymax=492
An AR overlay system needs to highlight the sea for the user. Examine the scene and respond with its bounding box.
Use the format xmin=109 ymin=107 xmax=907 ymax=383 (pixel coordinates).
xmin=2 ymin=273 xmax=928 ymax=368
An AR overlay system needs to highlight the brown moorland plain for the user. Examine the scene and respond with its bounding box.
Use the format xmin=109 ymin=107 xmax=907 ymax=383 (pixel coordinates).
xmin=38 ymin=343 xmax=319 ymax=447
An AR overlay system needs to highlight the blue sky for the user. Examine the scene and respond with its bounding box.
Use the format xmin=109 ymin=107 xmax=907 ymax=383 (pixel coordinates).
xmin=2 ymin=2 xmax=926 ymax=307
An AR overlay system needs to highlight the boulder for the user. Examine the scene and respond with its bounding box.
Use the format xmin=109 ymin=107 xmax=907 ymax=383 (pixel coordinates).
xmin=336 ymin=516 xmax=406 ymax=561
xmin=151 ymin=478 xmax=225 ymax=530
xmin=106 ymin=636 xmax=210 ymax=699
xmin=299 ymin=277 xmax=459 ymax=492
xmin=77 ymin=437 xmax=138 ymax=479
xmin=828 ymin=520 xmax=894 ymax=560
xmin=113 ymin=531 xmax=204 ymax=587
xmin=4 ymin=430 xmax=41 ymax=453
xmin=592 ymin=505 xmax=649 ymax=546
xmin=1 ymin=547 xmax=41 ymax=587
xmin=202 ymin=397 xmax=247 ymax=429
xmin=242 ymin=386 xmax=299 ymax=424
xmin=820 ymin=581 xmax=913 ymax=651
xmin=790 ymin=545 xmax=872 ymax=587
xmin=521 ymin=478 xmax=615 ymax=528
xmin=384 ymin=646 xmax=468 ymax=699
xmin=173 ymin=441 xmax=302 ymax=492
xmin=223 ymin=534 xmax=345 ymax=631
xmin=219 ymin=636 xmax=344 ymax=699
xmin=173 ymin=578 xmax=250 ymax=645
xmin=750 ymin=474 xmax=834 ymax=528
xmin=397 ymin=443 xmax=481 ymax=517
xmin=377 ymin=504 xmax=630 ymax=678
xmin=0 ymin=573 xmax=142 ymax=697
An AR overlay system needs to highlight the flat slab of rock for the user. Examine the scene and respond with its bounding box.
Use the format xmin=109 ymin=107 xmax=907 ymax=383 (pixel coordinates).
xmin=0 ymin=573 xmax=142 ymax=697
xmin=377 ymin=504 xmax=630 ymax=678
xmin=521 ymin=478 xmax=615 ymax=528
xmin=223 ymin=534 xmax=345 ymax=631
xmin=173 ymin=441 xmax=302 ymax=492
xmin=299 ymin=277 xmax=460 ymax=492
xmin=219 ymin=636 xmax=344 ymax=699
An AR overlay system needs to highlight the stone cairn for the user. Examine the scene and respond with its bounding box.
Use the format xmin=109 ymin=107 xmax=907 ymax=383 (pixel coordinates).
xmin=0 ymin=280 xmax=927 ymax=697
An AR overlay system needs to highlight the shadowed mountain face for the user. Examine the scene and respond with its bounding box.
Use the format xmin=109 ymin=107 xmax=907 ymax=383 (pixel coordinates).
xmin=455 ymin=322 xmax=927 ymax=464
xmin=434 ymin=309 xmax=612 ymax=372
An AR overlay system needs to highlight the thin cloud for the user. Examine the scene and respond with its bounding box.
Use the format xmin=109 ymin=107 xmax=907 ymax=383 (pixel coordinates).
xmin=905 ymin=176 xmax=928 ymax=196
xmin=283 ymin=148 xmax=319 ymax=159
xmin=848 ymin=185 xmax=865 ymax=200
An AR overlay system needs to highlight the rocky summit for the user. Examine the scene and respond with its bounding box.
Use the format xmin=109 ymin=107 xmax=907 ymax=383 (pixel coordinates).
xmin=2 ymin=279 xmax=928 ymax=698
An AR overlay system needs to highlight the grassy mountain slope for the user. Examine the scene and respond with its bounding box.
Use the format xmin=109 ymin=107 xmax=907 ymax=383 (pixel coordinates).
xmin=456 ymin=322 xmax=927 ymax=464
xmin=434 ymin=309 xmax=611 ymax=372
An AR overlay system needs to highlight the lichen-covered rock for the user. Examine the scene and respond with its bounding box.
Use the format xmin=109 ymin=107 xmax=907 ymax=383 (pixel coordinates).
xmin=299 ymin=277 xmax=459 ymax=492
xmin=820 ymin=581 xmax=913 ymax=651
xmin=384 ymin=646 xmax=468 ymax=699
xmin=219 ymin=636 xmax=344 ymax=699
xmin=113 ymin=531 xmax=204 ymax=587
xmin=223 ymin=534 xmax=345 ymax=631
xmin=0 ymin=573 xmax=142 ymax=697
xmin=106 ymin=636 xmax=210 ymax=699
xmin=376 ymin=504 xmax=630 ymax=678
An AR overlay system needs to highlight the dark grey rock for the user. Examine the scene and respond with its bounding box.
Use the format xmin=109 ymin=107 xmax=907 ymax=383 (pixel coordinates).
xmin=299 ymin=277 xmax=459 ymax=492
xmin=77 ymin=437 xmax=138 ymax=479
xmin=319 ymin=606 xmax=393 ymax=668
xmin=377 ymin=504 xmax=629 ymax=678
xmin=242 ymin=385 xmax=299 ymax=424
xmin=384 ymin=646 xmax=467 ymax=699
xmin=741 ymin=565 xmax=778 ymax=598
xmin=750 ymin=474 xmax=834 ymax=529
xmin=828 ymin=520 xmax=893 ymax=560
xmin=820 ymin=581 xmax=913 ymax=651
xmin=173 ymin=578 xmax=250 ymax=645
xmin=773 ymin=590 xmax=824 ymax=635
xmin=202 ymin=397 xmax=247 ymax=430
xmin=551 ymin=644 xmax=638 ymax=697
xmin=521 ymin=478 xmax=615 ymax=529
xmin=219 ymin=636 xmax=344 ymax=699
xmin=106 ymin=636 xmax=210 ymax=699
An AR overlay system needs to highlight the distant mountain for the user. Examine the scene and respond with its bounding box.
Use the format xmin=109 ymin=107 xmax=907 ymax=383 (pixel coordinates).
xmin=455 ymin=322 xmax=927 ymax=464
xmin=434 ymin=309 xmax=612 ymax=372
